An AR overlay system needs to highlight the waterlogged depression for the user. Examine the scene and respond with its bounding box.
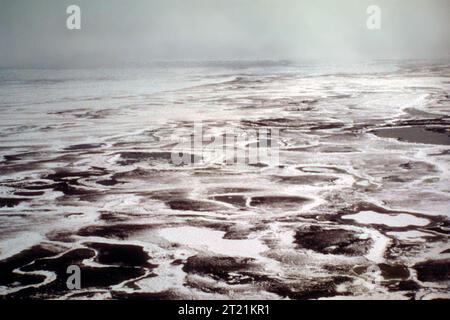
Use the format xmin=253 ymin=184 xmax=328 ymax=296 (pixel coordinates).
xmin=0 ymin=62 xmax=449 ymax=299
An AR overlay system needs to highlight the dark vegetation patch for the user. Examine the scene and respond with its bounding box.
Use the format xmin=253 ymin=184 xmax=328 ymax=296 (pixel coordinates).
xmin=85 ymin=242 xmax=156 ymax=268
xmin=0 ymin=197 xmax=28 ymax=208
xmin=387 ymin=280 xmax=421 ymax=292
xmin=294 ymin=225 xmax=372 ymax=256
xmin=8 ymin=181 xmax=57 ymax=191
xmin=371 ymin=125 xmax=450 ymax=146
xmin=166 ymin=199 xmax=226 ymax=212
xmin=179 ymin=237 xmax=354 ymax=297
xmin=117 ymin=152 xmax=202 ymax=166
xmin=113 ymin=168 xmax=159 ymax=179
xmin=33 ymin=168 xmax=110 ymax=197
xmin=248 ymin=162 xmax=269 ymax=168
xmin=77 ymin=224 xmax=154 ymax=240
xmin=182 ymin=255 xmax=264 ymax=285
xmin=43 ymin=168 xmax=108 ymax=181
xmin=273 ymin=175 xmax=338 ymax=186
xmin=64 ymin=143 xmax=105 ymax=151
xmin=96 ymin=178 xmax=122 ymax=186
xmin=249 ymin=196 xmax=311 ymax=210
xmin=413 ymin=259 xmax=450 ymax=282
xmin=266 ymin=276 xmax=352 ymax=300
xmin=0 ymin=245 xmax=61 ymax=288
xmin=5 ymin=248 xmax=146 ymax=298
xmin=13 ymin=191 xmax=45 ymax=196
xmin=52 ymin=181 xmax=92 ymax=196
xmin=378 ymin=263 xmax=410 ymax=280
xmin=3 ymin=155 xmax=22 ymax=161
xmin=98 ymin=212 xmax=132 ymax=223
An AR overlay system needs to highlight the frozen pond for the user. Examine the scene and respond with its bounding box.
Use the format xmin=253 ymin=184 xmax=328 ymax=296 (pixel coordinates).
xmin=159 ymin=226 xmax=268 ymax=258
xmin=342 ymin=211 xmax=430 ymax=227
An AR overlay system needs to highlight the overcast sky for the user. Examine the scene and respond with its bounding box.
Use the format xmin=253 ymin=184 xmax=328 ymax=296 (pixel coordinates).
xmin=0 ymin=0 xmax=449 ymax=67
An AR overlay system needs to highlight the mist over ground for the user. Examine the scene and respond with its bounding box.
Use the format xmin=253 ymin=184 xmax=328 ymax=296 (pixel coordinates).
xmin=0 ymin=0 xmax=449 ymax=68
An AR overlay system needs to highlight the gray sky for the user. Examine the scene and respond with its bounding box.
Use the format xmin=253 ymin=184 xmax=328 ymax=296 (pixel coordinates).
xmin=0 ymin=0 xmax=449 ymax=67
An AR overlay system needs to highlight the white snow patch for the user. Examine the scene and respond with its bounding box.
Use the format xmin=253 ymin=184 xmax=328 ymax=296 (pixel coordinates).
xmin=343 ymin=211 xmax=429 ymax=227
xmin=158 ymin=226 xmax=268 ymax=258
